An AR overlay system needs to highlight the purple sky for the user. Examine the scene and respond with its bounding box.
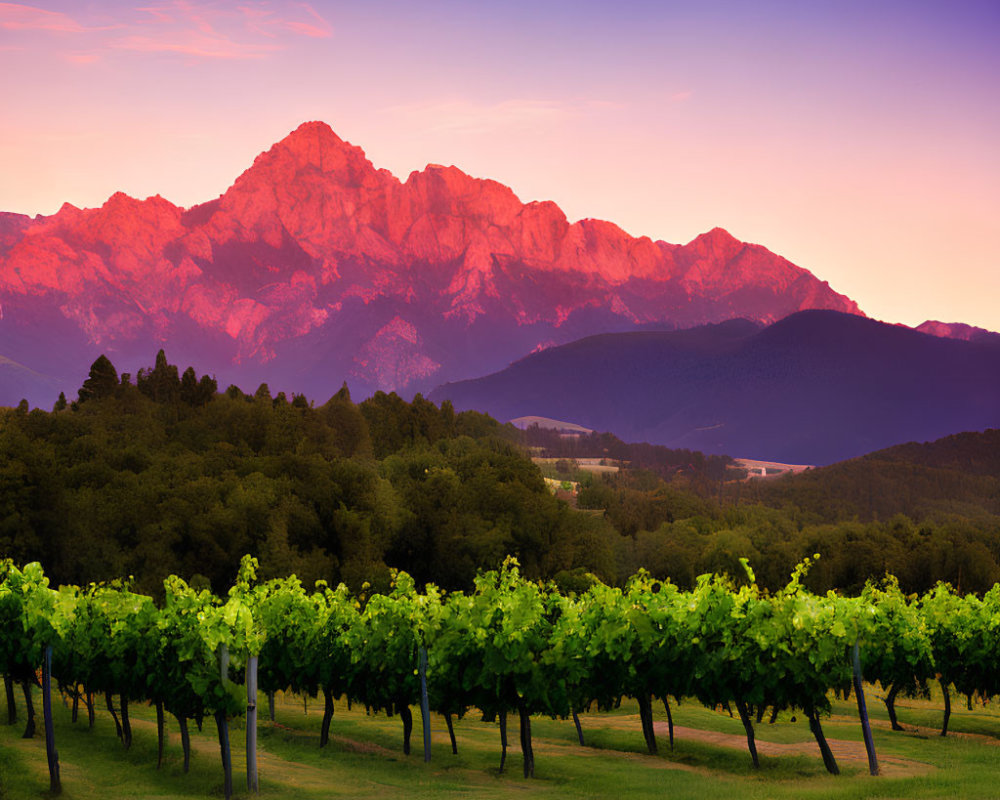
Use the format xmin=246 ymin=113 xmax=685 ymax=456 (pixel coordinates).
xmin=2 ymin=0 xmax=998 ymax=330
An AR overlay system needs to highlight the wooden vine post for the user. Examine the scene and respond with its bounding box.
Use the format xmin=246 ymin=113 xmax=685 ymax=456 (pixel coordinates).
xmin=4 ymin=674 xmax=15 ymax=724
xmin=734 ymin=698 xmax=760 ymax=769
xmin=246 ymin=654 xmax=259 ymax=792
xmin=155 ymin=701 xmax=165 ymax=769
xmin=21 ymin=681 xmax=35 ymax=738
xmin=216 ymin=644 xmax=233 ymax=800
xmin=419 ymin=646 xmax=431 ymax=763
xmin=852 ymin=641 xmax=879 ymax=776
xmin=498 ymin=710 xmax=508 ymax=773
xmin=42 ymin=644 xmax=61 ymax=794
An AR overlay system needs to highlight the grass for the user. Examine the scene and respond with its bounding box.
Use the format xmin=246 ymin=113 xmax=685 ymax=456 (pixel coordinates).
xmin=1 ymin=684 xmax=998 ymax=800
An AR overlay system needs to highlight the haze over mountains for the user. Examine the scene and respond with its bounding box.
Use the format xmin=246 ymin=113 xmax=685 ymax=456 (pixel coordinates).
xmin=0 ymin=121 xmax=860 ymax=408
xmin=431 ymin=311 xmax=1000 ymax=466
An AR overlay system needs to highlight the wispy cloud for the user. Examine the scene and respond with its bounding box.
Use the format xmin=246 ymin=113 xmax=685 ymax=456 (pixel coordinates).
xmin=239 ymin=2 xmax=331 ymax=39
xmin=119 ymin=1 xmax=332 ymax=59
xmin=383 ymin=98 xmax=622 ymax=135
xmin=115 ymin=1 xmax=281 ymax=60
xmin=0 ymin=0 xmax=332 ymax=61
xmin=111 ymin=32 xmax=278 ymax=59
xmin=0 ymin=3 xmax=118 ymax=33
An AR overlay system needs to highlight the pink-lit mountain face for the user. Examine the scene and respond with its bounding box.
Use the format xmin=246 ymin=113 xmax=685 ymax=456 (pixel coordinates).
xmin=916 ymin=320 xmax=1000 ymax=346
xmin=0 ymin=121 xmax=862 ymax=405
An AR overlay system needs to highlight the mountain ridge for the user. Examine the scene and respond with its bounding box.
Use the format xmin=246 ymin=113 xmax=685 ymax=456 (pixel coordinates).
xmin=2 ymin=120 xmax=863 ymax=407
xmin=916 ymin=320 xmax=1000 ymax=346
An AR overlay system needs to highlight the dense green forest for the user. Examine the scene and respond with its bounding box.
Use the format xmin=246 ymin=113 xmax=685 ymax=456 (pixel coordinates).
xmin=2 ymin=352 xmax=999 ymax=596
xmin=0 ymin=352 xmax=616 ymax=595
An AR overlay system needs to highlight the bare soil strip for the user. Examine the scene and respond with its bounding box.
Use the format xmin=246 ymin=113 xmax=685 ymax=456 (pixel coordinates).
xmin=840 ymin=714 xmax=1000 ymax=747
xmin=531 ymin=735 xmax=705 ymax=773
xmin=655 ymin=722 xmax=934 ymax=776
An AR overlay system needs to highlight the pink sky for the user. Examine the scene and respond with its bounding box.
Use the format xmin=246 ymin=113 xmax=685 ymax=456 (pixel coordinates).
xmin=2 ymin=0 xmax=998 ymax=331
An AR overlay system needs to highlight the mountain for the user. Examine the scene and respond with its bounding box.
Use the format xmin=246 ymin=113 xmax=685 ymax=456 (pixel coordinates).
xmin=0 ymin=212 xmax=34 ymax=252
xmin=916 ymin=320 xmax=1000 ymax=346
xmin=0 ymin=353 xmax=63 ymax=407
xmin=0 ymin=121 xmax=861 ymax=407
xmin=430 ymin=310 xmax=1000 ymax=465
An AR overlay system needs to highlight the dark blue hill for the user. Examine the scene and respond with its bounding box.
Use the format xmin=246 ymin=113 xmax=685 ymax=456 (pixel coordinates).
xmin=430 ymin=310 xmax=1000 ymax=465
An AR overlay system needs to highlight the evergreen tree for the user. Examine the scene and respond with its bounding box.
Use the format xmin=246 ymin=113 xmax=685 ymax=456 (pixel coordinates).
xmin=197 ymin=374 xmax=218 ymax=405
xmin=322 ymin=391 xmax=371 ymax=459
xmin=180 ymin=367 xmax=200 ymax=405
xmin=177 ymin=367 xmax=215 ymax=407
xmin=78 ymin=355 xmax=119 ymax=403
xmin=137 ymin=349 xmax=181 ymax=404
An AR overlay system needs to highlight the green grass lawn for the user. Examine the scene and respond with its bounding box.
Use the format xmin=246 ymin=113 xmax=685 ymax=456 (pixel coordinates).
xmin=2 ymin=685 xmax=998 ymax=800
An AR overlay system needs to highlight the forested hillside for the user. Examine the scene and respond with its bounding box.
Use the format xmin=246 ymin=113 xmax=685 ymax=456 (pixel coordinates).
xmin=534 ymin=429 xmax=1000 ymax=595
xmin=752 ymin=430 xmax=1000 ymax=521
xmin=3 ymin=353 xmax=999 ymax=599
xmin=0 ymin=352 xmax=617 ymax=595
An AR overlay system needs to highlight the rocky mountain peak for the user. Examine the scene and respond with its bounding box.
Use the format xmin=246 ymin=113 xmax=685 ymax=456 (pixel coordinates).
xmin=686 ymin=226 xmax=742 ymax=256
xmin=0 ymin=120 xmax=869 ymax=404
xmin=249 ymin=120 xmax=379 ymax=186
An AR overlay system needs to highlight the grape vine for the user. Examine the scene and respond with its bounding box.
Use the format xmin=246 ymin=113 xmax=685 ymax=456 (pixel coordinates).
xmin=2 ymin=555 xmax=999 ymax=796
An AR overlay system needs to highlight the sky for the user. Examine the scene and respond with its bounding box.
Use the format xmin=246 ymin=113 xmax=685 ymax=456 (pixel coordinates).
xmin=2 ymin=0 xmax=998 ymax=331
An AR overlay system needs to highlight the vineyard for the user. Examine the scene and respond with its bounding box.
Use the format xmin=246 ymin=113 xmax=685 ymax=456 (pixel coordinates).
xmin=2 ymin=555 xmax=1000 ymax=798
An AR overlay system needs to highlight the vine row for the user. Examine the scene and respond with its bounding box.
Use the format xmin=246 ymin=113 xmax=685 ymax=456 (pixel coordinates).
xmin=2 ymin=555 xmax=998 ymax=795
